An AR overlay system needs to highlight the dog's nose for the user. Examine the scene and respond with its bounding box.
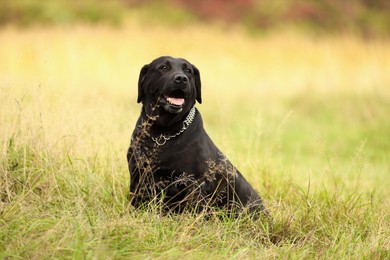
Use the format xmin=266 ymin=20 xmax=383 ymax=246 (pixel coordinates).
xmin=174 ymin=74 xmax=188 ymax=84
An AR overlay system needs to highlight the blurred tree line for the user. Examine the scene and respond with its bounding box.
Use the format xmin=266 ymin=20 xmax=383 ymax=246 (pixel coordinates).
xmin=1 ymin=0 xmax=389 ymax=37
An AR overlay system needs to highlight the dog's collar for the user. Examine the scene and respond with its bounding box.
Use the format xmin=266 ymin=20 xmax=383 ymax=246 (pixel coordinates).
xmin=151 ymin=107 xmax=196 ymax=146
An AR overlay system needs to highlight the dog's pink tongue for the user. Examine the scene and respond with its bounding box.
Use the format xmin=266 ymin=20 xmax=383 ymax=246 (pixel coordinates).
xmin=167 ymin=97 xmax=185 ymax=106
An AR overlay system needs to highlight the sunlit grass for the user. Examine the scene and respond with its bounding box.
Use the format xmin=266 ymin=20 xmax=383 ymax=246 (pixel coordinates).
xmin=1 ymin=23 xmax=389 ymax=258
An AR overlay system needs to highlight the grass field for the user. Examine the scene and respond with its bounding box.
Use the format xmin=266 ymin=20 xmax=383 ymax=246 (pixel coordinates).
xmin=1 ymin=23 xmax=389 ymax=258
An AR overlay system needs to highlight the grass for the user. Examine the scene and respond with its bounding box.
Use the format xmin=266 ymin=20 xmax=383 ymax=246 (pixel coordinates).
xmin=1 ymin=22 xmax=389 ymax=258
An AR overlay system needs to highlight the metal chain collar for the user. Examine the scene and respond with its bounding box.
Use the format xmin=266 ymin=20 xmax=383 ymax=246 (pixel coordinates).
xmin=151 ymin=107 xmax=196 ymax=146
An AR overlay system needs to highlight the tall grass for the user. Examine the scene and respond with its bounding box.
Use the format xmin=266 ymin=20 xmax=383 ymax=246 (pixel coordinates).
xmin=1 ymin=23 xmax=389 ymax=258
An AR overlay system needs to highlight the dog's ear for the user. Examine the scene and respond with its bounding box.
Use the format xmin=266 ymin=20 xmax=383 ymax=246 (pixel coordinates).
xmin=137 ymin=64 xmax=149 ymax=103
xmin=192 ymin=65 xmax=202 ymax=104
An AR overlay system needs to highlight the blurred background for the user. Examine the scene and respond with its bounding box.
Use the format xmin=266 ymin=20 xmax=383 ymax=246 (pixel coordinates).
xmin=1 ymin=0 xmax=390 ymax=37
xmin=0 ymin=2 xmax=389 ymax=258
xmin=1 ymin=0 xmax=389 ymax=191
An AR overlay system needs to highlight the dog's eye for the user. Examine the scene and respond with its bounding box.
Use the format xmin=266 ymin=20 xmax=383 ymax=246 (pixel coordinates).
xmin=185 ymin=69 xmax=192 ymax=74
xmin=160 ymin=65 xmax=168 ymax=71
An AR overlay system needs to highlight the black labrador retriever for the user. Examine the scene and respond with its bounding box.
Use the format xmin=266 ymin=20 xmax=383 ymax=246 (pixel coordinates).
xmin=127 ymin=56 xmax=267 ymax=218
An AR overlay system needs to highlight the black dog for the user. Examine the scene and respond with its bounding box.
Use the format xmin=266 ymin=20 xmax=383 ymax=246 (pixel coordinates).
xmin=127 ymin=56 xmax=267 ymax=218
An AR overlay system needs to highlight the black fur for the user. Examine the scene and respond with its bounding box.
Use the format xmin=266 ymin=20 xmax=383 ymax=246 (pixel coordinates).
xmin=127 ymin=56 xmax=267 ymax=218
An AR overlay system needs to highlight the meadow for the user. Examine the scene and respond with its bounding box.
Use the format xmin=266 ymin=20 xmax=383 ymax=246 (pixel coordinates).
xmin=0 ymin=22 xmax=389 ymax=258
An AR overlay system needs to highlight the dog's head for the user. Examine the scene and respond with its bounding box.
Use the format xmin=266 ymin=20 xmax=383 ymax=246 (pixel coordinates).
xmin=137 ymin=56 xmax=201 ymax=125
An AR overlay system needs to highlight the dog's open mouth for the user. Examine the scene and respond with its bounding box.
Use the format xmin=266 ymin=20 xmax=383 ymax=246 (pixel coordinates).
xmin=162 ymin=90 xmax=185 ymax=113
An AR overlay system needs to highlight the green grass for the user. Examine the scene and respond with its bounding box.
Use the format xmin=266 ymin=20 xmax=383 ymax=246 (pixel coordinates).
xmin=1 ymin=24 xmax=389 ymax=258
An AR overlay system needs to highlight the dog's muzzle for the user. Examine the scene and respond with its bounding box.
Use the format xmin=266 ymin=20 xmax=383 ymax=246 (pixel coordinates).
xmin=161 ymin=74 xmax=189 ymax=114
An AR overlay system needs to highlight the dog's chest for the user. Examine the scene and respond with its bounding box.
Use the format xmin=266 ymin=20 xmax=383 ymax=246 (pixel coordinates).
xmin=156 ymin=135 xmax=216 ymax=174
